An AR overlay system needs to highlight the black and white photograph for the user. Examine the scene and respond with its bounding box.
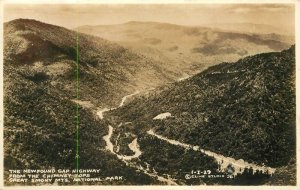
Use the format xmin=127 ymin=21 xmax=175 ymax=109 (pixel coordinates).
xmin=1 ymin=0 xmax=298 ymax=188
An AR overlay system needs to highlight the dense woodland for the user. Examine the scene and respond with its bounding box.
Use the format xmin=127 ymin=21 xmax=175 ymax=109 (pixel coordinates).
xmin=3 ymin=18 xmax=296 ymax=186
xmin=4 ymin=19 xmax=175 ymax=108
xmin=3 ymin=19 xmax=169 ymax=184
xmin=4 ymin=64 xmax=159 ymax=185
xmin=138 ymin=134 xmax=219 ymax=185
xmin=109 ymin=46 xmax=296 ymax=184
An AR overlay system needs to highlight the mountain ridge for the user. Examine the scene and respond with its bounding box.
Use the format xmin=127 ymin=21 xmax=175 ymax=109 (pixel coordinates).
xmin=76 ymin=20 xmax=294 ymax=78
xmin=4 ymin=18 xmax=177 ymax=107
xmin=3 ymin=18 xmax=296 ymax=185
xmin=108 ymin=45 xmax=295 ymax=169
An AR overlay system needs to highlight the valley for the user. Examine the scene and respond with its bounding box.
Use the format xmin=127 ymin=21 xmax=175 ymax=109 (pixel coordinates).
xmin=3 ymin=18 xmax=296 ymax=186
xmin=77 ymin=21 xmax=293 ymax=77
xmin=104 ymin=46 xmax=295 ymax=185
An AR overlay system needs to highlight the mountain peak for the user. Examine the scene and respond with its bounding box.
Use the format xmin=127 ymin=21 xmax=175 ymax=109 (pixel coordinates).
xmin=5 ymin=18 xmax=68 ymax=33
xmin=124 ymin=20 xmax=180 ymax=27
xmin=125 ymin=21 xmax=160 ymax=25
xmin=6 ymin=18 xmax=47 ymax=26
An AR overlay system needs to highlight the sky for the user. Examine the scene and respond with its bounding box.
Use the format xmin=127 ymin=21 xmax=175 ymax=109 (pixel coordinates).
xmin=3 ymin=4 xmax=295 ymax=30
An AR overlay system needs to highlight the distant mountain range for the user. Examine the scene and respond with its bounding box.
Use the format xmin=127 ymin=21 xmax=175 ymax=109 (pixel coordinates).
xmin=4 ymin=19 xmax=176 ymax=108
xmin=3 ymin=18 xmax=296 ymax=185
xmin=4 ymin=19 xmax=173 ymax=185
xmin=77 ymin=21 xmax=293 ymax=77
xmin=202 ymin=22 xmax=294 ymax=36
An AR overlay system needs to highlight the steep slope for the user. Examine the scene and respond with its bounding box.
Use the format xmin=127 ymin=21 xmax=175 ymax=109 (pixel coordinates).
xmin=4 ymin=19 xmax=175 ymax=108
xmin=4 ymin=18 xmax=295 ymax=185
xmin=77 ymin=21 xmax=293 ymax=77
xmin=108 ymin=46 xmax=295 ymax=183
xmin=4 ymin=64 xmax=159 ymax=185
xmin=4 ymin=19 xmax=178 ymax=185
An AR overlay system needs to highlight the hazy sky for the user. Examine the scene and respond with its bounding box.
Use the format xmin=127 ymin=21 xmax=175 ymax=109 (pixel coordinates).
xmin=4 ymin=4 xmax=295 ymax=29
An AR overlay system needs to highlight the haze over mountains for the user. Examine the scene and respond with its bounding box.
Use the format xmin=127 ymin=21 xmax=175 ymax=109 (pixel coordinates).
xmin=3 ymin=18 xmax=296 ymax=185
xmin=4 ymin=18 xmax=169 ymax=184
xmin=77 ymin=21 xmax=293 ymax=77
xmin=4 ymin=19 xmax=177 ymax=108
xmin=202 ymin=22 xmax=294 ymax=36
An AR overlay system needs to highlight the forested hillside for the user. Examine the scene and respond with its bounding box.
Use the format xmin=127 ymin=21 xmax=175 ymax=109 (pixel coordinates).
xmin=4 ymin=18 xmax=296 ymax=186
xmin=109 ymin=46 xmax=295 ymax=170
xmin=3 ymin=18 xmax=176 ymax=185
xmin=4 ymin=19 xmax=175 ymax=108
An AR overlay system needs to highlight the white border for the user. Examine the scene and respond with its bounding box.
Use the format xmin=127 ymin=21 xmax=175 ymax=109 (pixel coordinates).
xmin=0 ymin=0 xmax=4 ymax=188
xmin=1 ymin=0 xmax=297 ymax=4
xmin=0 ymin=0 xmax=298 ymax=190
xmin=295 ymin=0 xmax=299 ymax=187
